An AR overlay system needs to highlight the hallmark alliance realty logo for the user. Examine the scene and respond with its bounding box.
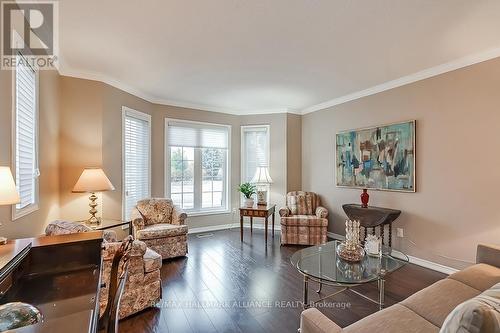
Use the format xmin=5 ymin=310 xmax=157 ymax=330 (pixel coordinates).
xmin=1 ymin=1 xmax=58 ymax=69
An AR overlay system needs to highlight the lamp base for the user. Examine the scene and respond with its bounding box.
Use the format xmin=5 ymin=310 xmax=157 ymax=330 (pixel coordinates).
xmin=87 ymin=192 xmax=100 ymax=225
xmin=256 ymin=190 xmax=267 ymax=206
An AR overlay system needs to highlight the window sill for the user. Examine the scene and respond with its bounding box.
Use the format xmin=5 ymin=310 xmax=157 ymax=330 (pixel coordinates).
xmin=185 ymin=209 xmax=231 ymax=217
xmin=12 ymin=204 xmax=39 ymax=221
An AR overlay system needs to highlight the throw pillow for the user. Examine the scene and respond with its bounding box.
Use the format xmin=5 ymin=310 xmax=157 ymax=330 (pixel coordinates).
xmin=440 ymin=282 xmax=500 ymax=333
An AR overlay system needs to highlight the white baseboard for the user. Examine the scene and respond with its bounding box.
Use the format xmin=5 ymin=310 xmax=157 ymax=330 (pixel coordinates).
xmin=188 ymin=223 xmax=281 ymax=235
xmin=326 ymin=232 xmax=457 ymax=275
xmin=407 ymin=255 xmax=458 ymax=275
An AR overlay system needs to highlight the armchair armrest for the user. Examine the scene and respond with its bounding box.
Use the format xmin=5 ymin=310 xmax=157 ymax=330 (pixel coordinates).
xmin=130 ymin=208 xmax=145 ymax=237
xmin=315 ymin=206 xmax=329 ymax=219
xmin=476 ymin=243 xmax=500 ymax=268
xmin=279 ymin=207 xmax=291 ymax=217
xmin=300 ymin=308 xmax=342 ymax=333
xmin=171 ymin=205 xmax=187 ymax=225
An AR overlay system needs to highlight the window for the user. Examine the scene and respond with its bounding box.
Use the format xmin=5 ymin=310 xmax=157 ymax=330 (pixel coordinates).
xmin=123 ymin=107 xmax=151 ymax=220
xmin=13 ymin=54 xmax=39 ymax=219
xmin=166 ymin=119 xmax=230 ymax=214
xmin=241 ymin=125 xmax=270 ymax=182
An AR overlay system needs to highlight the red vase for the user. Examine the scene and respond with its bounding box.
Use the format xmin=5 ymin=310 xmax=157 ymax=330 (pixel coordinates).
xmin=360 ymin=189 xmax=369 ymax=208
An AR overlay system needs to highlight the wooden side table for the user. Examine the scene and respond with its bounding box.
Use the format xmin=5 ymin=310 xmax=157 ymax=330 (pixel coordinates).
xmin=239 ymin=204 xmax=276 ymax=243
xmin=342 ymin=204 xmax=401 ymax=246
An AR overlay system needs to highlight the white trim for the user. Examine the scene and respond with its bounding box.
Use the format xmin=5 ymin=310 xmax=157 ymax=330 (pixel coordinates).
xmin=188 ymin=223 xmax=281 ymax=234
xmin=58 ymin=65 xmax=300 ymax=116
xmin=188 ymin=223 xmax=236 ymax=234
xmin=60 ymin=48 xmax=500 ymax=116
xmin=302 ymin=47 xmax=500 ymax=114
xmin=407 ymin=255 xmax=458 ymax=275
xmin=164 ymin=118 xmax=232 ymax=214
xmin=326 ymin=232 xmax=457 ymax=275
xmin=122 ymin=106 xmax=152 ymax=221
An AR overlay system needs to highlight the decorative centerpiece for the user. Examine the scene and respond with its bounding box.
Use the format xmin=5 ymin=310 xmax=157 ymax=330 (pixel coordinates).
xmin=237 ymin=182 xmax=256 ymax=207
xmin=336 ymin=220 xmax=365 ymax=262
xmin=364 ymin=234 xmax=382 ymax=257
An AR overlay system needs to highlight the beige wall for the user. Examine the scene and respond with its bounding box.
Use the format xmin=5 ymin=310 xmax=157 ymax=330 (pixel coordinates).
xmin=57 ymin=76 xmax=292 ymax=229
xmin=286 ymin=113 xmax=302 ymax=192
xmin=0 ymin=68 xmax=60 ymax=239
xmin=302 ymin=57 xmax=500 ymax=269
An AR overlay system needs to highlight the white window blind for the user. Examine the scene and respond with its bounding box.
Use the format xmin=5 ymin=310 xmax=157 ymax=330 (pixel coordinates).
xmin=241 ymin=126 xmax=269 ymax=182
xmin=123 ymin=109 xmax=151 ymax=220
xmin=15 ymin=54 xmax=39 ymax=215
xmin=167 ymin=121 xmax=228 ymax=149
xmin=166 ymin=120 xmax=230 ymax=213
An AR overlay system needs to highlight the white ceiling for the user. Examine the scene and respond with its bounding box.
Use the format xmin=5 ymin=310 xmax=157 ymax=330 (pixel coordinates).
xmin=58 ymin=0 xmax=500 ymax=115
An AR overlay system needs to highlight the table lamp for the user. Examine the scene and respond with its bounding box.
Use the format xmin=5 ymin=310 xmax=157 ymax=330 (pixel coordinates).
xmin=0 ymin=167 xmax=20 ymax=245
xmin=251 ymin=166 xmax=273 ymax=205
xmin=72 ymin=168 xmax=115 ymax=225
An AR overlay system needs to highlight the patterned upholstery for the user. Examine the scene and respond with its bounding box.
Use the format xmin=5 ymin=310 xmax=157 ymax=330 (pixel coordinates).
xmin=45 ymin=221 xmax=162 ymax=319
xmin=132 ymin=198 xmax=188 ymax=260
xmin=100 ymin=239 xmax=162 ymax=319
xmin=45 ymin=220 xmax=117 ymax=242
xmin=280 ymin=191 xmax=329 ymax=245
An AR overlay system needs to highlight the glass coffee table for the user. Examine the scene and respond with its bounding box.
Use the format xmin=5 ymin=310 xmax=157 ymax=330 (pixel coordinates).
xmin=78 ymin=218 xmax=132 ymax=236
xmin=291 ymin=240 xmax=409 ymax=310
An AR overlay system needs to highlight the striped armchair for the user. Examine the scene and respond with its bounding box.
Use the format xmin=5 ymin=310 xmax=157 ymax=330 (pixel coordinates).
xmin=279 ymin=191 xmax=329 ymax=245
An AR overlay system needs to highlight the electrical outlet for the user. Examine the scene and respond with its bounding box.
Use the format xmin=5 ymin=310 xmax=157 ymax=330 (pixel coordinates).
xmin=396 ymin=228 xmax=404 ymax=238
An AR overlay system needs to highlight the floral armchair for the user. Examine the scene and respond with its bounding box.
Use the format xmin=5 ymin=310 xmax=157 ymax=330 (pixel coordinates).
xmin=279 ymin=191 xmax=329 ymax=245
xmin=45 ymin=221 xmax=162 ymax=319
xmin=131 ymin=198 xmax=188 ymax=260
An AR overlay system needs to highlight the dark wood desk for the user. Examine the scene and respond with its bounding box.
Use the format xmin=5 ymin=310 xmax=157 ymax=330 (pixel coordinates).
xmin=0 ymin=232 xmax=104 ymax=333
xmin=342 ymin=204 xmax=401 ymax=246
xmin=239 ymin=204 xmax=276 ymax=243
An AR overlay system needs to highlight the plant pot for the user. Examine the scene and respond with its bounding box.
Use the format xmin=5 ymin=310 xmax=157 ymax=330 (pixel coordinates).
xmin=244 ymin=198 xmax=254 ymax=207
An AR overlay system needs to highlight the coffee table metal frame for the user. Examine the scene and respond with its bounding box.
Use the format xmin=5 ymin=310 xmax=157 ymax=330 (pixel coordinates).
xmin=292 ymin=242 xmax=408 ymax=310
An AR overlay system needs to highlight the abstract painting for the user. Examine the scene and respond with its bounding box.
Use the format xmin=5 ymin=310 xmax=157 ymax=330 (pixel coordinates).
xmin=336 ymin=120 xmax=415 ymax=192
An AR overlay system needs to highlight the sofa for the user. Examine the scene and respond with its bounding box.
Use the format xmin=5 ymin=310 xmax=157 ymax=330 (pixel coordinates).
xmin=131 ymin=198 xmax=188 ymax=260
xmin=280 ymin=191 xmax=329 ymax=245
xmin=45 ymin=220 xmax=162 ymax=319
xmin=300 ymin=244 xmax=500 ymax=333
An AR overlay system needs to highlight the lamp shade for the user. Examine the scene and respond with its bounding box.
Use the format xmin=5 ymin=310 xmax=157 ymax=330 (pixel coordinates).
xmin=251 ymin=166 xmax=273 ymax=185
xmin=72 ymin=168 xmax=115 ymax=193
xmin=0 ymin=167 xmax=20 ymax=205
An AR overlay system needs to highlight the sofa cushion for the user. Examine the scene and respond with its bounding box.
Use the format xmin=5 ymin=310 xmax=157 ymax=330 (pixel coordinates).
xmin=343 ymin=304 xmax=439 ymax=333
xmin=136 ymin=223 xmax=188 ymax=240
xmin=280 ymin=215 xmax=328 ymax=227
xmin=137 ymin=198 xmax=174 ymax=226
xmin=143 ymin=247 xmax=162 ymax=273
xmin=440 ymin=282 xmax=500 ymax=333
xmin=449 ymin=263 xmax=500 ymax=292
xmin=401 ymin=279 xmax=481 ymax=327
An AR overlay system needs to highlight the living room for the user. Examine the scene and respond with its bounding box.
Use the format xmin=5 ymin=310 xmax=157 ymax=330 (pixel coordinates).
xmin=0 ymin=1 xmax=499 ymax=332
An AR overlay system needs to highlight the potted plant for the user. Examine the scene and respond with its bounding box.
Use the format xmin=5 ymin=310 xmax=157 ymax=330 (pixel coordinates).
xmin=237 ymin=182 xmax=256 ymax=207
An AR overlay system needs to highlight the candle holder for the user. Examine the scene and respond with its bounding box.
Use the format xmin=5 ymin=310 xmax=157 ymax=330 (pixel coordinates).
xmin=336 ymin=219 xmax=365 ymax=262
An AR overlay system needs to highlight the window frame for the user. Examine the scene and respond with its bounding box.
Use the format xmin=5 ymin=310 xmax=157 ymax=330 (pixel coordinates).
xmin=122 ymin=106 xmax=152 ymax=221
xmin=240 ymin=124 xmax=271 ymax=183
xmin=11 ymin=51 xmax=40 ymax=220
xmin=165 ymin=118 xmax=231 ymax=216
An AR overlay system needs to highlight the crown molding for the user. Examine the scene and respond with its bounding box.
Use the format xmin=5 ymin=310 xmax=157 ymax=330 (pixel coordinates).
xmin=58 ymin=65 xmax=298 ymax=116
xmin=59 ymin=46 xmax=500 ymax=116
xmin=301 ymin=47 xmax=500 ymax=114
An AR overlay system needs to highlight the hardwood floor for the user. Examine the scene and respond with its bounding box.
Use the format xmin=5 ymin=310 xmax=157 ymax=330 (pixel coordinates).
xmin=119 ymin=228 xmax=445 ymax=333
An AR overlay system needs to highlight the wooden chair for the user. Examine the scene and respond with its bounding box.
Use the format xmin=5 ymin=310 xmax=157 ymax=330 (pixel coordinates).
xmin=99 ymin=236 xmax=133 ymax=333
